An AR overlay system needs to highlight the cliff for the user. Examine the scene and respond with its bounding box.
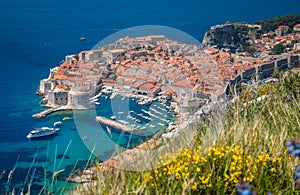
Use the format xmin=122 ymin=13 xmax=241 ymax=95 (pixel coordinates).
xmin=202 ymin=23 xmax=255 ymax=52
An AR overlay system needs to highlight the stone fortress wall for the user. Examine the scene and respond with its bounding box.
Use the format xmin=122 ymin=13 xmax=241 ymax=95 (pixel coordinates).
xmin=216 ymin=55 xmax=300 ymax=101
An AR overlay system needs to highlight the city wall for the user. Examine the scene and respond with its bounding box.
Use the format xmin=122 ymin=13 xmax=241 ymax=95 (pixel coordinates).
xmin=216 ymin=55 xmax=300 ymax=100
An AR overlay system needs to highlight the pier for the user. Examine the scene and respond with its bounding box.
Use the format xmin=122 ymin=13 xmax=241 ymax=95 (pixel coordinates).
xmin=96 ymin=116 xmax=136 ymax=132
xmin=32 ymin=106 xmax=63 ymax=118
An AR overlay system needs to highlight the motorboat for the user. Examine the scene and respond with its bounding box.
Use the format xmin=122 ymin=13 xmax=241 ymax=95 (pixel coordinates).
xmin=63 ymin=117 xmax=71 ymax=121
xmin=80 ymin=37 xmax=87 ymax=41
xmin=54 ymin=121 xmax=62 ymax=127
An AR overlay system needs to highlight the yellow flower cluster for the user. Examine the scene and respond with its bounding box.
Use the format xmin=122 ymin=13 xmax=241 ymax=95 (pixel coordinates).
xmin=143 ymin=145 xmax=283 ymax=192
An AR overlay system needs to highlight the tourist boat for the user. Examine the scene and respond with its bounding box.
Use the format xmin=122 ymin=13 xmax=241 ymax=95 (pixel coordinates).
xmin=63 ymin=117 xmax=71 ymax=121
xmin=117 ymin=112 xmax=124 ymax=115
xmin=53 ymin=121 xmax=62 ymax=127
xmin=26 ymin=127 xmax=59 ymax=139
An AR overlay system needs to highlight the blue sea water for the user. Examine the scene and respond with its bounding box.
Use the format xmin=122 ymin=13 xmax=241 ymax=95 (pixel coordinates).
xmin=0 ymin=0 xmax=300 ymax=193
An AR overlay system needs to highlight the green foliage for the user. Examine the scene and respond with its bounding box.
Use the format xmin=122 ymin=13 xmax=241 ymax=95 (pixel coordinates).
xmin=256 ymin=14 xmax=300 ymax=33
xmin=73 ymin=54 xmax=79 ymax=61
xmin=272 ymin=70 xmax=281 ymax=79
xmin=271 ymin=44 xmax=285 ymax=55
xmin=243 ymin=45 xmax=257 ymax=54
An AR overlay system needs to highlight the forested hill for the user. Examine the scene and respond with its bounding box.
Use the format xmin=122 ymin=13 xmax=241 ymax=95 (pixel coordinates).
xmin=256 ymin=14 xmax=300 ymax=33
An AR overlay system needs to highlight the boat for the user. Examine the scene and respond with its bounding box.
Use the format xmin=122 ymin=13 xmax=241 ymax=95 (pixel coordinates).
xmin=117 ymin=112 xmax=124 ymax=115
xmin=54 ymin=121 xmax=62 ymax=127
xmin=94 ymin=101 xmax=100 ymax=105
xmin=90 ymin=98 xmax=98 ymax=103
xmin=158 ymin=122 xmax=165 ymax=126
xmin=26 ymin=127 xmax=59 ymax=139
xmin=80 ymin=37 xmax=87 ymax=41
xmin=106 ymin=126 xmax=112 ymax=137
xmin=63 ymin=117 xmax=71 ymax=121
xmin=110 ymin=116 xmax=116 ymax=120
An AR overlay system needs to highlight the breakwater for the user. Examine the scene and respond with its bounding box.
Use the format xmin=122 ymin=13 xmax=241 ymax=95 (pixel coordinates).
xmin=96 ymin=116 xmax=136 ymax=132
xmin=32 ymin=106 xmax=63 ymax=118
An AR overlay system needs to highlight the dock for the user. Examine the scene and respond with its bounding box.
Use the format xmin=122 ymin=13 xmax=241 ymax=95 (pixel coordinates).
xmin=96 ymin=116 xmax=136 ymax=132
xmin=32 ymin=106 xmax=63 ymax=118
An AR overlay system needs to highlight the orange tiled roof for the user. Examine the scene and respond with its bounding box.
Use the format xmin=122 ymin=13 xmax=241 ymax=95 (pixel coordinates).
xmin=56 ymin=84 xmax=69 ymax=90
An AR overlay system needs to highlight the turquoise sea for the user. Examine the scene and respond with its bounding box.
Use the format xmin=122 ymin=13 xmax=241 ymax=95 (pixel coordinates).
xmin=1 ymin=0 xmax=300 ymax=193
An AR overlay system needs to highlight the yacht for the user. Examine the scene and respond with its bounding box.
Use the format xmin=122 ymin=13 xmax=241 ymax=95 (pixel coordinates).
xmin=26 ymin=127 xmax=59 ymax=139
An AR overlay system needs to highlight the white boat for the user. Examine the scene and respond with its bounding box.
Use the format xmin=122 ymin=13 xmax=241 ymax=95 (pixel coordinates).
xmin=80 ymin=37 xmax=87 ymax=41
xmin=110 ymin=116 xmax=116 ymax=120
xmin=26 ymin=127 xmax=59 ymax=139
xmin=94 ymin=102 xmax=100 ymax=105
xmin=149 ymin=124 xmax=156 ymax=128
xmin=90 ymin=98 xmax=99 ymax=103
xmin=140 ymin=127 xmax=146 ymax=130
xmin=53 ymin=121 xmax=62 ymax=127
xmin=158 ymin=123 xmax=165 ymax=126
xmin=117 ymin=112 xmax=124 ymax=115
xmin=106 ymin=126 xmax=112 ymax=137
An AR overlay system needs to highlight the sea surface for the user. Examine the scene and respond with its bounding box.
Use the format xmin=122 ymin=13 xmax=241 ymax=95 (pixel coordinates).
xmin=0 ymin=0 xmax=300 ymax=193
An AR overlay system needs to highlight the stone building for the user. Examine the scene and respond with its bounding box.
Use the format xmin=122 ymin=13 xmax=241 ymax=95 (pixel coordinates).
xmin=39 ymin=79 xmax=53 ymax=95
xmin=67 ymin=89 xmax=91 ymax=110
xmin=47 ymin=88 xmax=69 ymax=107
